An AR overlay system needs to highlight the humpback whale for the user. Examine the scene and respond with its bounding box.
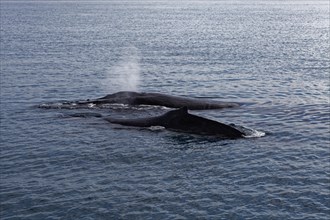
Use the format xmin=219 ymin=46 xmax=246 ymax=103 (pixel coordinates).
xmin=79 ymin=91 xmax=239 ymax=110
xmin=105 ymin=107 xmax=244 ymax=138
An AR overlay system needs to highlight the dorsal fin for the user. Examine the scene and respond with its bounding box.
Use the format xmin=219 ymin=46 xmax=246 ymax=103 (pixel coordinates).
xmin=164 ymin=106 xmax=189 ymax=118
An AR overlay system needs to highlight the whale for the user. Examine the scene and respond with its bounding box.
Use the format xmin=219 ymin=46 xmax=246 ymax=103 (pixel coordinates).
xmin=77 ymin=91 xmax=239 ymax=110
xmin=105 ymin=107 xmax=245 ymax=138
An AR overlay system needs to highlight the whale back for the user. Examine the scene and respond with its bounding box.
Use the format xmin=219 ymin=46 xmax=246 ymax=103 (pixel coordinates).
xmin=104 ymin=114 xmax=162 ymax=127
xmin=92 ymin=91 xmax=239 ymax=110
xmin=97 ymin=91 xmax=140 ymax=105
xmin=105 ymin=107 xmax=188 ymax=127
xmin=105 ymin=106 xmax=244 ymax=138
xmin=162 ymin=107 xmax=243 ymax=138
xmin=135 ymin=92 xmax=239 ymax=110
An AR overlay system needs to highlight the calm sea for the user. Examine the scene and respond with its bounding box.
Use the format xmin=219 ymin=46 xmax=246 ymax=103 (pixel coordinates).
xmin=1 ymin=0 xmax=329 ymax=219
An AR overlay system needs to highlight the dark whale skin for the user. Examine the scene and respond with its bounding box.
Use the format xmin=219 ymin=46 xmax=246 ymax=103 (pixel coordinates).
xmin=85 ymin=91 xmax=239 ymax=110
xmin=105 ymin=107 xmax=244 ymax=139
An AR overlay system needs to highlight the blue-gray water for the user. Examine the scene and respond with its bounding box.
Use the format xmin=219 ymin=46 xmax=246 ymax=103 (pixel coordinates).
xmin=1 ymin=1 xmax=329 ymax=219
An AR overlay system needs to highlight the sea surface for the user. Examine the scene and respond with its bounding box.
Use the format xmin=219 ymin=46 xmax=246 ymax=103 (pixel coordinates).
xmin=1 ymin=0 xmax=329 ymax=219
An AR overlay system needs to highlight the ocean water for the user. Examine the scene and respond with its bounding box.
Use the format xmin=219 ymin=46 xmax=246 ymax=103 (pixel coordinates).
xmin=0 ymin=0 xmax=329 ymax=219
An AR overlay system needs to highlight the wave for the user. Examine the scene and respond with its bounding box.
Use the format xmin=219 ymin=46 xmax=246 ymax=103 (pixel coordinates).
xmin=231 ymin=124 xmax=266 ymax=138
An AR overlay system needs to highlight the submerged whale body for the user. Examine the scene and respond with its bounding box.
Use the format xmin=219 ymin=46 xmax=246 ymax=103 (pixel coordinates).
xmin=105 ymin=107 xmax=244 ymax=138
xmin=81 ymin=91 xmax=239 ymax=110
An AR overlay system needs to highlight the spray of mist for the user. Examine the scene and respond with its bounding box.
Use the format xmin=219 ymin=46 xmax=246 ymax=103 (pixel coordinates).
xmin=103 ymin=47 xmax=141 ymax=93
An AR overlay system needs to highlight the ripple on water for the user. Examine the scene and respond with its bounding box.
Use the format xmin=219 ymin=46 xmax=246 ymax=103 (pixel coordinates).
xmin=1 ymin=1 xmax=329 ymax=219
